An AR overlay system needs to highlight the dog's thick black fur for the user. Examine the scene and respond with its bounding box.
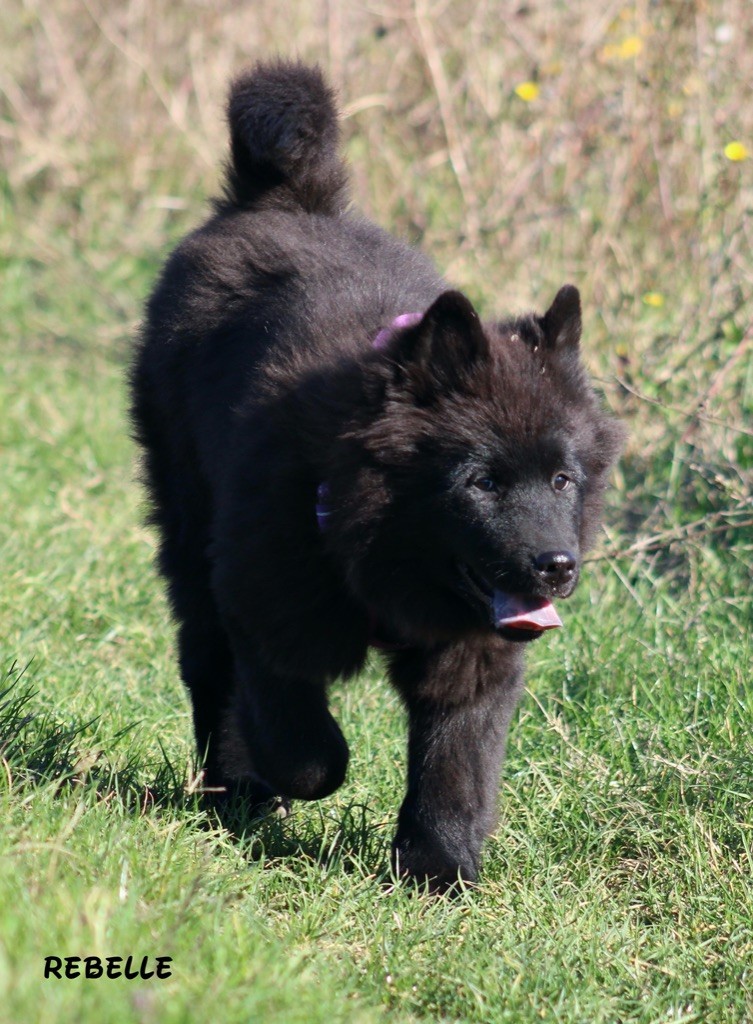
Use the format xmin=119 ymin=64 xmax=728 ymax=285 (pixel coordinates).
xmin=130 ymin=60 xmax=624 ymax=888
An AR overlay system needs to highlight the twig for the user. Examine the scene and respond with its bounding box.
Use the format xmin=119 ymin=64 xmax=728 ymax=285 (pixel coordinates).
xmin=412 ymin=0 xmax=480 ymax=243
xmin=590 ymin=508 xmax=753 ymax=563
xmin=80 ymin=0 xmax=213 ymax=168
xmin=617 ymin=378 xmax=753 ymax=438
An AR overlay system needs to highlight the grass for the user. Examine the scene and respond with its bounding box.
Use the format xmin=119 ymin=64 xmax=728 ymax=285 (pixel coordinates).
xmin=1 ymin=1 xmax=752 ymax=1021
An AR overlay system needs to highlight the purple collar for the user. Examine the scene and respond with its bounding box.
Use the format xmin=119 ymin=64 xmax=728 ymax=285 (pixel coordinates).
xmin=315 ymin=482 xmax=332 ymax=532
xmin=372 ymin=311 xmax=422 ymax=350
xmin=314 ymin=314 xmax=421 ymax=649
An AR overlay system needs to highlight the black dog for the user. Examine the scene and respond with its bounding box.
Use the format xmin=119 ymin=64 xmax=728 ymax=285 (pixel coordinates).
xmin=130 ymin=61 xmax=623 ymax=888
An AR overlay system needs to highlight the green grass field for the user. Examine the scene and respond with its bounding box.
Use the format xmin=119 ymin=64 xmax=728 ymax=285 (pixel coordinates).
xmin=1 ymin=2 xmax=751 ymax=1021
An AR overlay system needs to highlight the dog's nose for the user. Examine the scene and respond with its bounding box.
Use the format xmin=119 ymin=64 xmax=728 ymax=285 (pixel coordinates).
xmin=534 ymin=550 xmax=577 ymax=588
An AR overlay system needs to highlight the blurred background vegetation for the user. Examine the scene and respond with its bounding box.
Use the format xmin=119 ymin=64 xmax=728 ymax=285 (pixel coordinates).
xmin=2 ymin=0 xmax=750 ymax=617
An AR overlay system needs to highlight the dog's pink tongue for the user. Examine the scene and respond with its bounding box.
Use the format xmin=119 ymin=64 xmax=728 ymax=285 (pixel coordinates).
xmin=493 ymin=592 xmax=562 ymax=632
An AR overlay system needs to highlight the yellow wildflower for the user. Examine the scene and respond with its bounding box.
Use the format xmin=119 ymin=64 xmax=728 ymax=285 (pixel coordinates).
xmin=619 ymin=35 xmax=643 ymax=58
xmin=642 ymin=292 xmax=665 ymax=308
xmin=514 ymin=81 xmax=540 ymax=102
xmin=600 ymin=36 xmax=643 ymax=61
xmin=724 ymin=141 xmax=749 ymax=162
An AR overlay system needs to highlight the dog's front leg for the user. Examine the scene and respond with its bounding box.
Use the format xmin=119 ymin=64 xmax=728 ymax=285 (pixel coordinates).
xmin=389 ymin=643 xmax=525 ymax=889
xmin=219 ymin=631 xmax=350 ymax=803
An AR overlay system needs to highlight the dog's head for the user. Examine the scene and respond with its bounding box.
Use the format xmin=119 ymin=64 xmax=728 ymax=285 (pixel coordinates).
xmin=324 ymin=287 xmax=625 ymax=645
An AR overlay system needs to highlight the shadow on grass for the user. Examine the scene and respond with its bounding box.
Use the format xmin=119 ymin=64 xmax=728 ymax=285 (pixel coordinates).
xmin=0 ymin=661 xmax=390 ymax=878
xmin=216 ymin=794 xmax=391 ymax=878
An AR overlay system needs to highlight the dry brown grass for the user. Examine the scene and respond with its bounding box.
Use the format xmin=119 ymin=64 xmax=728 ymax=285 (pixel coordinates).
xmin=2 ymin=0 xmax=751 ymax=582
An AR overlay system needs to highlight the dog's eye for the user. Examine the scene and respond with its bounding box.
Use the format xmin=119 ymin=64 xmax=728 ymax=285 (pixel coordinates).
xmin=471 ymin=476 xmax=498 ymax=494
xmin=552 ymin=473 xmax=571 ymax=492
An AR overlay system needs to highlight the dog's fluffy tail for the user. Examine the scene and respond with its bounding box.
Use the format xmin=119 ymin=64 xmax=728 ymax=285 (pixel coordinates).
xmin=221 ymin=60 xmax=349 ymax=215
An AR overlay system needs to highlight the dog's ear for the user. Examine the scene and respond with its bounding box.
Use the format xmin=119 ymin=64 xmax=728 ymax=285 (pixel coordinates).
xmin=539 ymin=284 xmax=581 ymax=353
xmin=390 ymin=291 xmax=489 ymax=401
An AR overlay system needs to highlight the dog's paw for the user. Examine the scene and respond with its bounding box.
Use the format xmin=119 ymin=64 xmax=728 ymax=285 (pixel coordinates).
xmin=391 ymin=831 xmax=479 ymax=894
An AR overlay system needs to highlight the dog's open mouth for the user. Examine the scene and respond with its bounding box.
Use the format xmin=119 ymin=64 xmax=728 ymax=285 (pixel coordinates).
xmin=459 ymin=564 xmax=562 ymax=638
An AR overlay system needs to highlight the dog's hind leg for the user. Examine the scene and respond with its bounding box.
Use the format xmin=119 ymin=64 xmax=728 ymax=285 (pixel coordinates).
xmin=157 ymin=521 xmax=231 ymax=779
xmin=142 ymin=446 xmax=271 ymax=806
xmin=161 ymin=531 xmax=287 ymax=811
xmin=388 ymin=641 xmax=525 ymax=889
